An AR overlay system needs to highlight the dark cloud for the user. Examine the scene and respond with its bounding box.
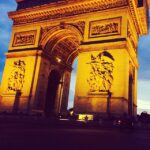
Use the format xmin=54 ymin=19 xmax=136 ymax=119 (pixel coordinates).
xmin=138 ymin=10 xmax=150 ymax=80
xmin=0 ymin=0 xmax=17 ymax=81
xmin=138 ymin=26 xmax=150 ymax=80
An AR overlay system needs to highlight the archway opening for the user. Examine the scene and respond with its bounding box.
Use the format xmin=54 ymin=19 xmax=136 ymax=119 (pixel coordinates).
xmin=45 ymin=70 xmax=61 ymax=117
xmin=68 ymin=58 xmax=78 ymax=110
xmin=41 ymin=27 xmax=82 ymax=114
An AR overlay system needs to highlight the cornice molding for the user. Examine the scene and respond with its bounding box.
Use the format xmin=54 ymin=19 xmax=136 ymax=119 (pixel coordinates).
xmin=9 ymin=0 xmax=128 ymax=25
xmin=128 ymin=0 xmax=149 ymax=35
xmin=9 ymin=0 xmax=149 ymax=35
xmin=129 ymin=0 xmax=141 ymax=34
xmin=137 ymin=6 xmax=149 ymax=35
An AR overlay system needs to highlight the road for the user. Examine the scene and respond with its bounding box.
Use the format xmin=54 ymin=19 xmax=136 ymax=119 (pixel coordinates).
xmin=0 ymin=118 xmax=149 ymax=150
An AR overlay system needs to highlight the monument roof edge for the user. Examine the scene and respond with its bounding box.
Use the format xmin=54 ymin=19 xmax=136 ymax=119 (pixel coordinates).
xmin=9 ymin=0 xmax=128 ymax=18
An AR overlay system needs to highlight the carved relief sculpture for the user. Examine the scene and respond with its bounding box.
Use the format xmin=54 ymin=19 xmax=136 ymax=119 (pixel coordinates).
xmin=8 ymin=60 xmax=26 ymax=91
xmin=71 ymin=21 xmax=85 ymax=35
xmin=87 ymin=51 xmax=115 ymax=93
xmin=89 ymin=17 xmax=121 ymax=38
xmin=127 ymin=23 xmax=137 ymax=50
xmin=41 ymin=21 xmax=85 ymax=42
xmin=12 ymin=30 xmax=36 ymax=47
xmin=11 ymin=0 xmax=128 ymax=25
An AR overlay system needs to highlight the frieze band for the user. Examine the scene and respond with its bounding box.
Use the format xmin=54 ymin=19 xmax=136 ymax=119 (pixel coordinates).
xmin=12 ymin=30 xmax=37 ymax=47
xmin=10 ymin=0 xmax=128 ymax=25
xmin=89 ymin=17 xmax=121 ymax=38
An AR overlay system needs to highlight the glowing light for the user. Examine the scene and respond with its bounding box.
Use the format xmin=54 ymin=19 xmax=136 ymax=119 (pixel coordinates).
xmin=69 ymin=110 xmax=74 ymax=116
xmin=56 ymin=57 xmax=61 ymax=63
xmin=78 ymin=114 xmax=93 ymax=121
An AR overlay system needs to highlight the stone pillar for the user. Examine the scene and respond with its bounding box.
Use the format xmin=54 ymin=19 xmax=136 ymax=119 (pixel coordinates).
xmin=0 ymin=50 xmax=42 ymax=113
xmin=74 ymin=47 xmax=130 ymax=116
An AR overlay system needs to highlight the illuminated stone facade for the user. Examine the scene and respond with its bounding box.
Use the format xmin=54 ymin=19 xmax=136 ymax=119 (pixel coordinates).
xmin=0 ymin=0 xmax=149 ymax=116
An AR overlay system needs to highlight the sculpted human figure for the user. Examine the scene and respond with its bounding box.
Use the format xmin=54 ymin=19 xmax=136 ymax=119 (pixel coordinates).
xmin=87 ymin=51 xmax=114 ymax=93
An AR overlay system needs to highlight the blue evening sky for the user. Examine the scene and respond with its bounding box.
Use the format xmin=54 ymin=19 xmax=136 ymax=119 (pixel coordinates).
xmin=0 ymin=0 xmax=150 ymax=114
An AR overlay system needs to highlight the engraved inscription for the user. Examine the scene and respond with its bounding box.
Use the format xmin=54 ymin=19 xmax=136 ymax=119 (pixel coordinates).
xmin=13 ymin=30 xmax=36 ymax=47
xmin=89 ymin=17 xmax=121 ymax=38
xmin=91 ymin=23 xmax=118 ymax=35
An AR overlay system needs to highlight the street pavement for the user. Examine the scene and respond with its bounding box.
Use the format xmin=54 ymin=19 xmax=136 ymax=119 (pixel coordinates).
xmin=0 ymin=117 xmax=149 ymax=150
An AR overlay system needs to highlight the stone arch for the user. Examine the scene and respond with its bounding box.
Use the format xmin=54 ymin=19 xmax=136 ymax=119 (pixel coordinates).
xmin=40 ymin=24 xmax=83 ymax=65
xmin=40 ymin=24 xmax=83 ymax=47
xmin=39 ymin=25 xmax=83 ymax=115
